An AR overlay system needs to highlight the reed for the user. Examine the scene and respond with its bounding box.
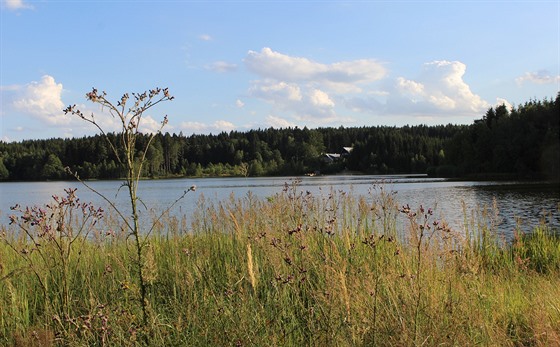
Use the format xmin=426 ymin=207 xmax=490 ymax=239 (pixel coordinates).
xmin=1 ymin=184 xmax=559 ymax=346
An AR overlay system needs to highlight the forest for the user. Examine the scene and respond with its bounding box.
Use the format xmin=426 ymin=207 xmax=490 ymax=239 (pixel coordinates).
xmin=0 ymin=94 xmax=558 ymax=181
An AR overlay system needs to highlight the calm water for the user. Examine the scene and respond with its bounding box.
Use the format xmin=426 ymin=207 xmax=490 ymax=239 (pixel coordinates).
xmin=1 ymin=175 xmax=559 ymax=237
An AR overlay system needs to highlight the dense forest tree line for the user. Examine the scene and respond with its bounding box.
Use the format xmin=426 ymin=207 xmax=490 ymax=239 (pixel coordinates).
xmin=0 ymin=94 xmax=558 ymax=181
xmin=443 ymin=94 xmax=559 ymax=180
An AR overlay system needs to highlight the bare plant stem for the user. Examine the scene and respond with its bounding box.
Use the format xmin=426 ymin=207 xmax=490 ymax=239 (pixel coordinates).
xmin=371 ymin=242 xmax=381 ymax=346
xmin=413 ymin=226 xmax=423 ymax=346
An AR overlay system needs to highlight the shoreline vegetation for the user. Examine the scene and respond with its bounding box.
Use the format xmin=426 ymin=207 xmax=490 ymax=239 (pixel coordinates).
xmin=1 ymin=94 xmax=558 ymax=183
xmin=1 ymin=184 xmax=559 ymax=346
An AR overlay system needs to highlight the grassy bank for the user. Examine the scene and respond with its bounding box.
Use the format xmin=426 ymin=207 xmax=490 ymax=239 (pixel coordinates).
xmin=1 ymin=183 xmax=559 ymax=346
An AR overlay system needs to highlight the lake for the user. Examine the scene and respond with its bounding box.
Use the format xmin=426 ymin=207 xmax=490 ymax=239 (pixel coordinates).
xmin=1 ymin=175 xmax=559 ymax=238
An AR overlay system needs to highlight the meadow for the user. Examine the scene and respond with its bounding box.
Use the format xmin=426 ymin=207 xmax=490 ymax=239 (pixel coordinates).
xmin=1 ymin=182 xmax=559 ymax=346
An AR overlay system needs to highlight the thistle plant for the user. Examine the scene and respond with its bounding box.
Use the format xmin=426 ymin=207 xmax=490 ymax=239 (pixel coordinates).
xmin=399 ymin=203 xmax=445 ymax=345
xmin=63 ymin=87 xmax=191 ymax=330
xmin=5 ymin=188 xmax=103 ymax=326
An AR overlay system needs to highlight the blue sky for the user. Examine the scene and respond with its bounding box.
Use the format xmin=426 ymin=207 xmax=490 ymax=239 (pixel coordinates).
xmin=1 ymin=0 xmax=559 ymax=142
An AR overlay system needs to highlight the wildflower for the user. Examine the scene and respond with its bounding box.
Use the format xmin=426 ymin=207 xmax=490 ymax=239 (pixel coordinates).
xmin=283 ymin=274 xmax=294 ymax=284
xmin=288 ymin=224 xmax=302 ymax=235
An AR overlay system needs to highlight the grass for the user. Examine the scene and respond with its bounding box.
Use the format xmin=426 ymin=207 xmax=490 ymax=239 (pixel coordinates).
xmin=1 ymin=182 xmax=560 ymax=346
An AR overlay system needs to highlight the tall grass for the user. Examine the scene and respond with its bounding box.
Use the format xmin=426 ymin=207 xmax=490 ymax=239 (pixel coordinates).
xmin=1 ymin=183 xmax=559 ymax=346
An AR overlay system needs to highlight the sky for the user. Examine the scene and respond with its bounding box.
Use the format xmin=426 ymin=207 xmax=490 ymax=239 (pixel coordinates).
xmin=1 ymin=0 xmax=559 ymax=142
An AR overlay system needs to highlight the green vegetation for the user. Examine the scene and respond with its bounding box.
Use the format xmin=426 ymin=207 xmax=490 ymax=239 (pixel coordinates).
xmin=1 ymin=88 xmax=558 ymax=346
xmin=2 ymin=184 xmax=559 ymax=346
xmin=1 ymin=93 xmax=558 ymax=181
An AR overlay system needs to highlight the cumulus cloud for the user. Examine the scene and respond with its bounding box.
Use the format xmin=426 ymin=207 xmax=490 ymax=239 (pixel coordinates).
xmin=178 ymin=120 xmax=235 ymax=134
xmin=1 ymin=76 xmax=176 ymax=140
xmin=309 ymin=89 xmax=335 ymax=108
xmin=243 ymin=48 xmax=390 ymax=124
xmin=249 ymin=80 xmax=302 ymax=103
xmin=348 ymin=60 xmax=488 ymax=121
xmin=249 ymin=80 xmax=337 ymax=122
xmin=265 ymin=115 xmax=296 ymax=129
xmin=3 ymin=0 xmax=33 ymax=10
xmin=205 ymin=61 xmax=237 ymax=73
xmin=495 ymin=97 xmax=513 ymax=111
xmin=411 ymin=60 xmax=487 ymax=112
xmin=396 ymin=77 xmax=425 ymax=97
xmin=245 ymin=47 xmax=386 ymax=91
xmin=244 ymin=48 xmax=490 ymax=126
xmin=235 ymin=99 xmax=245 ymax=108
xmin=292 ymin=88 xmax=339 ymax=122
xmin=12 ymin=75 xmax=67 ymax=124
xmin=137 ymin=115 xmax=169 ymax=134
xmin=516 ymin=70 xmax=560 ymax=85
xmin=244 ymin=47 xmax=380 ymax=124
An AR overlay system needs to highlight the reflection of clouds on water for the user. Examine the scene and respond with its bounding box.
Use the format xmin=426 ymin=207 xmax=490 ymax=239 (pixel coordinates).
xmin=1 ymin=177 xmax=558 ymax=239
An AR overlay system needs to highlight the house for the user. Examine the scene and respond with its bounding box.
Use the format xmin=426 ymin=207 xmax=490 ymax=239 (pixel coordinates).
xmin=323 ymin=146 xmax=353 ymax=163
xmin=342 ymin=147 xmax=353 ymax=156
xmin=323 ymin=153 xmax=341 ymax=163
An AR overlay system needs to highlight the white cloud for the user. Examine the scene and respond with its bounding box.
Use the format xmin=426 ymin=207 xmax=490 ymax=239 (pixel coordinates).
xmin=138 ymin=115 xmax=169 ymax=134
xmin=199 ymin=34 xmax=212 ymax=41
xmin=344 ymin=61 xmax=491 ymax=124
xmin=214 ymin=120 xmax=235 ymax=130
xmin=245 ymin=48 xmax=386 ymax=90
xmin=1 ymin=78 xmax=176 ymax=140
xmin=235 ymin=99 xmax=245 ymax=108
xmin=249 ymin=80 xmax=337 ymax=122
xmin=265 ymin=115 xmax=296 ymax=129
xmin=309 ymin=89 xmax=334 ymax=108
xmin=516 ymin=70 xmax=560 ymax=85
xmin=243 ymin=48 xmax=390 ymax=125
xmin=293 ymin=88 xmax=339 ymax=122
xmin=396 ymin=77 xmax=425 ymax=97
xmin=3 ymin=0 xmax=33 ymax=10
xmin=495 ymin=97 xmax=513 ymax=111
xmin=178 ymin=120 xmax=235 ymax=134
xmin=205 ymin=61 xmax=237 ymax=73
xmin=12 ymin=75 xmax=67 ymax=124
xmin=347 ymin=60 xmax=490 ymax=124
xmin=244 ymin=49 xmax=491 ymax=126
xmin=249 ymin=80 xmax=302 ymax=103
xmin=417 ymin=60 xmax=487 ymax=112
